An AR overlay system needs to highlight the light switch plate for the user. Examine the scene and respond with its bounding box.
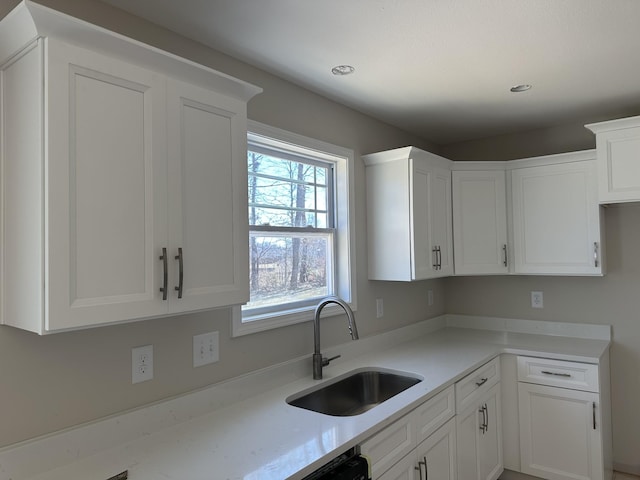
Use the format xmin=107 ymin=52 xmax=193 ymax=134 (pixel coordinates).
xmin=193 ymin=331 xmax=219 ymax=367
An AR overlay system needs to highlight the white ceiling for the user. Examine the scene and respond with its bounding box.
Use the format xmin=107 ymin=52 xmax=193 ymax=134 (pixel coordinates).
xmin=100 ymin=0 xmax=640 ymax=144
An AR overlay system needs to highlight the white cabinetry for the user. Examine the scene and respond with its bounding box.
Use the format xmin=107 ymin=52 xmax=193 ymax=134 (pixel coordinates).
xmin=455 ymin=358 xmax=503 ymax=480
xmin=510 ymin=152 xmax=604 ymax=276
xmin=517 ymin=356 xmax=613 ymax=480
xmin=0 ymin=3 xmax=260 ymax=333
xmin=379 ymin=419 xmax=457 ymax=480
xmin=364 ymin=147 xmax=453 ymax=281
xmin=361 ymin=385 xmax=456 ymax=479
xmin=586 ymin=115 xmax=640 ymax=203
xmin=452 ymin=169 xmax=508 ymax=275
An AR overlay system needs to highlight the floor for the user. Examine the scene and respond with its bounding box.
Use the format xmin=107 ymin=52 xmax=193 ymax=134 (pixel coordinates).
xmin=615 ymin=474 xmax=640 ymax=480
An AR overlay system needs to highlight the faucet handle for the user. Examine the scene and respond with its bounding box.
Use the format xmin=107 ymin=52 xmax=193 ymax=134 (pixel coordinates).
xmin=323 ymin=355 xmax=341 ymax=367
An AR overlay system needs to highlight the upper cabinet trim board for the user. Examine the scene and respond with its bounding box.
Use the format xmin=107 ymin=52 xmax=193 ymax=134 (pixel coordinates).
xmin=0 ymin=1 xmax=262 ymax=102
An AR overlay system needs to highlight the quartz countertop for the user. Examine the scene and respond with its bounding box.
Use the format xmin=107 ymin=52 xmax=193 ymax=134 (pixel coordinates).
xmin=0 ymin=315 xmax=611 ymax=480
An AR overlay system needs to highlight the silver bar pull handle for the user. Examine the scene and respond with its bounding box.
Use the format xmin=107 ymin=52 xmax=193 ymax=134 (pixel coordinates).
xmin=432 ymin=246 xmax=438 ymax=270
xmin=475 ymin=377 xmax=488 ymax=387
xmin=159 ymin=247 xmax=168 ymax=301
xmin=594 ymin=242 xmax=599 ymax=268
xmin=437 ymin=246 xmax=442 ymax=270
xmin=503 ymin=244 xmax=508 ymax=267
xmin=175 ymin=247 xmax=184 ymax=299
xmin=541 ymin=370 xmax=572 ymax=378
xmin=479 ymin=405 xmax=487 ymax=434
xmin=593 ymin=402 xmax=597 ymax=430
xmin=423 ymin=456 xmax=428 ymax=480
xmin=484 ymin=403 xmax=489 ymax=432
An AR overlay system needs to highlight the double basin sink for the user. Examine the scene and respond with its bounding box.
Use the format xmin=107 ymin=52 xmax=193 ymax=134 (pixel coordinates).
xmin=286 ymin=368 xmax=422 ymax=417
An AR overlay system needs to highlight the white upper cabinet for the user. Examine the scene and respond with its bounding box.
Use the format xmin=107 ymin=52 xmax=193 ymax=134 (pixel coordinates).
xmin=364 ymin=147 xmax=453 ymax=281
xmin=452 ymin=169 xmax=508 ymax=275
xmin=0 ymin=2 xmax=260 ymax=333
xmin=510 ymin=152 xmax=604 ymax=276
xmin=166 ymin=79 xmax=250 ymax=313
xmin=586 ymin=115 xmax=640 ymax=203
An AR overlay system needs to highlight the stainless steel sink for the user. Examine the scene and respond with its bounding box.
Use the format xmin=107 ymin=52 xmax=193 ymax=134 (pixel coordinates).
xmin=286 ymin=368 xmax=422 ymax=416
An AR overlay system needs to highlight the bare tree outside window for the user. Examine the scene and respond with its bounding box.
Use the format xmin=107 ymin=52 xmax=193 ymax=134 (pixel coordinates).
xmin=245 ymin=148 xmax=334 ymax=314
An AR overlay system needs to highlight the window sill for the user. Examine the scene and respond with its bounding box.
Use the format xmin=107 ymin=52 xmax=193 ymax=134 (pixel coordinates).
xmin=231 ymin=301 xmax=357 ymax=337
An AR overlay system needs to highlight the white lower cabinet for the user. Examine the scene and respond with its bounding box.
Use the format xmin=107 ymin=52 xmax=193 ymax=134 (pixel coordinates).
xmin=517 ymin=356 xmax=612 ymax=480
xmin=361 ymin=386 xmax=455 ymax=479
xmin=379 ymin=419 xmax=457 ymax=480
xmin=361 ymin=355 xmax=612 ymax=480
xmin=455 ymin=359 xmax=503 ymax=480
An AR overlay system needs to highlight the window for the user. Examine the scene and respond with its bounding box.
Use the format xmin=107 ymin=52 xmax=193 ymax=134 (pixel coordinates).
xmin=232 ymin=122 xmax=356 ymax=336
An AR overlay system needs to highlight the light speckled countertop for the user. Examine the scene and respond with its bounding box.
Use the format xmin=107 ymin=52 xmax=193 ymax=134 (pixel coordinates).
xmin=0 ymin=315 xmax=610 ymax=480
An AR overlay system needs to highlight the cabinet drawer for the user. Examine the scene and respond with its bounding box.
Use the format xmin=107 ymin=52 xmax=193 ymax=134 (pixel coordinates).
xmin=456 ymin=357 xmax=500 ymax=412
xmin=360 ymin=412 xmax=415 ymax=478
xmin=517 ymin=356 xmax=599 ymax=392
xmin=415 ymin=385 xmax=455 ymax=443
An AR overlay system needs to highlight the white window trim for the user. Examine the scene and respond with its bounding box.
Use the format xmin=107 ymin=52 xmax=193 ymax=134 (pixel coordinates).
xmin=231 ymin=121 xmax=357 ymax=337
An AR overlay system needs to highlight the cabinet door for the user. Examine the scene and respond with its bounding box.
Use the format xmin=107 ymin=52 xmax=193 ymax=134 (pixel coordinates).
xmin=593 ymin=125 xmax=640 ymax=203
xmin=379 ymin=419 xmax=457 ymax=480
xmin=456 ymin=383 xmax=503 ymax=480
xmin=412 ymin=163 xmax=453 ymax=279
xmin=46 ymin=39 xmax=168 ymax=331
xmin=519 ymin=382 xmax=603 ymax=480
xmin=511 ymin=160 xmax=603 ymax=275
xmin=411 ymin=161 xmax=433 ymax=280
xmin=416 ymin=418 xmax=457 ymax=480
xmin=478 ymin=384 xmax=503 ymax=480
xmin=430 ymin=166 xmax=454 ymax=277
xmin=166 ymin=79 xmax=250 ymax=311
xmin=452 ymin=170 xmax=508 ymax=275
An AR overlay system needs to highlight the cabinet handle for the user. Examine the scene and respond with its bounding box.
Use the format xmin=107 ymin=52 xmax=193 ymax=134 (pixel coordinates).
xmin=541 ymin=370 xmax=572 ymax=378
xmin=175 ymin=247 xmax=184 ymax=299
xmin=479 ymin=405 xmax=487 ymax=434
xmin=416 ymin=457 xmax=427 ymax=480
xmin=593 ymin=402 xmax=597 ymax=430
xmin=475 ymin=377 xmax=488 ymax=387
xmin=432 ymin=246 xmax=438 ymax=270
xmin=484 ymin=403 xmax=489 ymax=432
xmin=503 ymin=244 xmax=508 ymax=267
xmin=437 ymin=246 xmax=442 ymax=270
xmin=594 ymin=242 xmax=599 ymax=268
xmin=159 ymin=247 xmax=168 ymax=301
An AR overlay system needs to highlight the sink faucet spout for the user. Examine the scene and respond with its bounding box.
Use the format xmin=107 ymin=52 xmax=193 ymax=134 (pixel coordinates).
xmin=312 ymin=296 xmax=358 ymax=380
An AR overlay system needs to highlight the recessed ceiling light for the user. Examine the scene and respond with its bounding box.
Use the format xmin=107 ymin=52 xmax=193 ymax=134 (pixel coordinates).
xmin=331 ymin=65 xmax=355 ymax=76
xmin=510 ymin=84 xmax=532 ymax=93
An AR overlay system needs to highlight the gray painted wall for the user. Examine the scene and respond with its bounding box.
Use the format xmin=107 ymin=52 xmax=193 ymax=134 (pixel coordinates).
xmin=0 ymin=0 xmax=446 ymax=448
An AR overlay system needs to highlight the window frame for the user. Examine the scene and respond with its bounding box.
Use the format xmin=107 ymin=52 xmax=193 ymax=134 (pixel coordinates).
xmin=232 ymin=121 xmax=356 ymax=337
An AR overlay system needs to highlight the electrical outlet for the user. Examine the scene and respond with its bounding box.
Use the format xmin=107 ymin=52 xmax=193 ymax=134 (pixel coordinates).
xmin=132 ymin=345 xmax=153 ymax=384
xmin=531 ymin=291 xmax=544 ymax=309
xmin=193 ymin=331 xmax=219 ymax=367
xmin=428 ymin=290 xmax=434 ymax=306
xmin=376 ymin=298 xmax=384 ymax=318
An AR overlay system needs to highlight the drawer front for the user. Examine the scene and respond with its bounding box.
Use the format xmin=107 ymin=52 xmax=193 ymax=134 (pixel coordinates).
xmin=456 ymin=357 xmax=501 ymax=412
xmin=517 ymin=356 xmax=599 ymax=392
xmin=415 ymin=385 xmax=455 ymax=443
xmin=360 ymin=412 xmax=415 ymax=478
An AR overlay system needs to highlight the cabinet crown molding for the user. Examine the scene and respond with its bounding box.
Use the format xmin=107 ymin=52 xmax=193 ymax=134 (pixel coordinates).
xmin=586 ymin=114 xmax=640 ymax=134
xmin=0 ymin=0 xmax=262 ymax=102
